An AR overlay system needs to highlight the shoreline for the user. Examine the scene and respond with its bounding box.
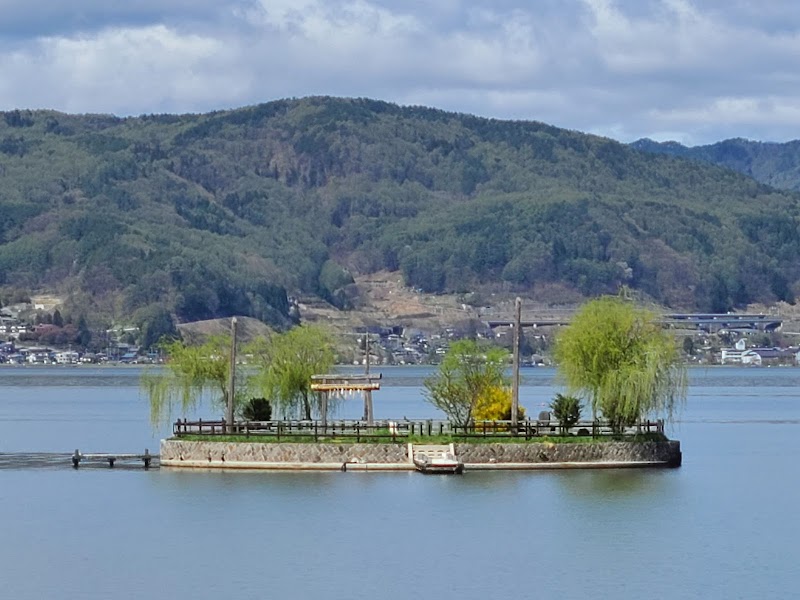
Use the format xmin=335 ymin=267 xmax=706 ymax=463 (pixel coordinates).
xmin=0 ymin=362 xmax=794 ymax=369
xmin=159 ymin=460 xmax=674 ymax=471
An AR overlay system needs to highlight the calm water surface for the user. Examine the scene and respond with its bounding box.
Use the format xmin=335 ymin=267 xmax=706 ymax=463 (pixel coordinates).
xmin=1 ymin=366 xmax=798 ymax=599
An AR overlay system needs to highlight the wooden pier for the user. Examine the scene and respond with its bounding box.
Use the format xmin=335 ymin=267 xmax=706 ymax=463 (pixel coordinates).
xmin=0 ymin=451 xmax=159 ymax=470
xmin=71 ymin=449 xmax=155 ymax=469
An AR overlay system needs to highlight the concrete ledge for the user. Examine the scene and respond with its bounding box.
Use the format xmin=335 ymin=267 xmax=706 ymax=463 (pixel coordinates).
xmin=161 ymin=458 xmax=673 ymax=471
xmin=465 ymin=460 xmax=672 ymax=470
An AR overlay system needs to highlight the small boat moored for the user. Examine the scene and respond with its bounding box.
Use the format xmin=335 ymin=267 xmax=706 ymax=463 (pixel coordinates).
xmin=411 ymin=443 xmax=464 ymax=475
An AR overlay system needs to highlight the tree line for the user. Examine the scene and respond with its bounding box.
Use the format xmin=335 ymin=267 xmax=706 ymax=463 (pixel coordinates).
xmin=424 ymin=296 xmax=684 ymax=434
xmin=142 ymin=296 xmax=686 ymax=434
xmin=143 ymin=325 xmax=336 ymax=426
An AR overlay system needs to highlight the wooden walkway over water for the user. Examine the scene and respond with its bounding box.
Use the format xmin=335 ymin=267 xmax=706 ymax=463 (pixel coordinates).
xmin=0 ymin=451 xmax=159 ymax=470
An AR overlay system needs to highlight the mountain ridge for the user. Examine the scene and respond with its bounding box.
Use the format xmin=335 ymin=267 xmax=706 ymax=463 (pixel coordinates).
xmin=630 ymin=137 xmax=800 ymax=191
xmin=1 ymin=97 xmax=799 ymax=340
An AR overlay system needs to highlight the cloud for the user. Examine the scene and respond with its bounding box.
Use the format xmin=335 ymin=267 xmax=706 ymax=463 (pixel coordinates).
xmin=0 ymin=25 xmax=247 ymax=114
xmin=1 ymin=0 xmax=799 ymax=144
xmin=652 ymin=97 xmax=800 ymax=131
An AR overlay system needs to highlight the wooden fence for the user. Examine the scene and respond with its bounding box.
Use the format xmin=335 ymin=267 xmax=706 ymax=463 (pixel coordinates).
xmin=173 ymin=418 xmax=664 ymax=442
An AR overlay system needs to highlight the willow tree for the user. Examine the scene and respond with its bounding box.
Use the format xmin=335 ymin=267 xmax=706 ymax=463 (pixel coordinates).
xmin=250 ymin=325 xmax=335 ymax=420
xmin=142 ymin=335 xmax=246 ymax=427
xmin=423 ymin=340 xmax=509 ymax=427
xmin=554 ymin=296 xmax=686 ymax=433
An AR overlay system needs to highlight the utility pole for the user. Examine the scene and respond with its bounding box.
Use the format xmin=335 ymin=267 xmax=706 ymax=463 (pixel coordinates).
xmin=226 ymin=316 xmax=237 ymax=432
xmin=363 ymin=333 xmax=374 ymax=424
xmin=511 ymin=297 xmax=521 ymax=432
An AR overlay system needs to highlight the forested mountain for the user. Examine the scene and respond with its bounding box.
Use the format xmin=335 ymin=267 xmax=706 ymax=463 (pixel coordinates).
xmin=1 ymin=97 xmax=800 ymax=335
xmin=631 ymin=137 xmax=800 ymax=191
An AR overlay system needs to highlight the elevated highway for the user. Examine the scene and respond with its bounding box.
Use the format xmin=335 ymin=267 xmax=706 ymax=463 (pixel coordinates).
xmin=487 ymin=313 xmax=782 ymax=333
xmin=662 ymin=314 xmax=782 ymax=333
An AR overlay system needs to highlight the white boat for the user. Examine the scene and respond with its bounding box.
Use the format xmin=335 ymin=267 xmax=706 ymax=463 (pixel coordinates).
xmin=412 ymin=443 xmax=464 ymax=475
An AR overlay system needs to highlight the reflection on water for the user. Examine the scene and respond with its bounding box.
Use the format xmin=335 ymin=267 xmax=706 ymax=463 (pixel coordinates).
xmin=556 ymin=468 xmax=672 ymax=499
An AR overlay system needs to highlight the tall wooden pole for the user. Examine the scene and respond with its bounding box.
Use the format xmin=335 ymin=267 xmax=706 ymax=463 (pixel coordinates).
xmin=364 ymin=333 xmax=374 ymax=424
xmin=226 ymin=316 xmax=237 ymax=432
xmin=511 ymin=297 xmax=521 ymax=431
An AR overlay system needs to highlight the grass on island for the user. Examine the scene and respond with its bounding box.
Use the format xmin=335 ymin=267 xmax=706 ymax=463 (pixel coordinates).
xmin=172 ymin=432 xmax=668 ymax=445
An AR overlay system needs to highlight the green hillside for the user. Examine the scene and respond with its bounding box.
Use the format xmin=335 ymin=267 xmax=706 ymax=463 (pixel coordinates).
xmin=1 ymin=97 xmax=799 ymax=335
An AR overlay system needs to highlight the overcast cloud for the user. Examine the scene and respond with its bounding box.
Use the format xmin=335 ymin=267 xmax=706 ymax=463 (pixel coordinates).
xmin=1 ymin=0 xmax=799 ymax=144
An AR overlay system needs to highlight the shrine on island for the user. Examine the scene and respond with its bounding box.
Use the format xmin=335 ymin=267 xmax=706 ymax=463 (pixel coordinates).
xmin=310 ymin=373 xmax=382 ymax=424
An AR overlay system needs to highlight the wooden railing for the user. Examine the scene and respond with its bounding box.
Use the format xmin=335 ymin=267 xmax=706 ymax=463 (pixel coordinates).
xmin=172 ymin=418 xmax=664 ymax=441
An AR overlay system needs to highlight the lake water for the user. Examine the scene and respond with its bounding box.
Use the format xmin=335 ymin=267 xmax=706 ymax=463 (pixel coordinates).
xmin=1 ymin=366 xmax=798 ymax=599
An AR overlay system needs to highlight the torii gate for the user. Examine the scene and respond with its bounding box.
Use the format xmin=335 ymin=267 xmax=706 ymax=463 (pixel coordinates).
xmin=310 ymin=373 xmax=382 ymax=426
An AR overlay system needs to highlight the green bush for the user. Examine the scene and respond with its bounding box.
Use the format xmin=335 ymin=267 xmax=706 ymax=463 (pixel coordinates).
xmin=241 ymin=398 xmax=272 ymax=421
xmin=550 ymin=393 xmax=582 ymax=435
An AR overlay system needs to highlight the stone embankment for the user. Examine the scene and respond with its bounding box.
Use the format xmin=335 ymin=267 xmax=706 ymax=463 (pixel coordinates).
xmin=161 ymin=439 xmax=681 ymax=470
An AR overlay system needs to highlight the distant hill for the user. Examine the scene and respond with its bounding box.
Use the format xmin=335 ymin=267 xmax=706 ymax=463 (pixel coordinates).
xmin=630 ymin=137 xmax=800 ymax=191
xmin=2 ymin=97 xmax=800 ymax=341
xmin=177 ymin=316 xmax=274 ymax=345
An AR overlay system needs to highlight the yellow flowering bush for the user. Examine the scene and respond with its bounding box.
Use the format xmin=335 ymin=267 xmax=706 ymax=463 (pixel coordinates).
xmin=473 ymin=386 xmax=525 ymax=422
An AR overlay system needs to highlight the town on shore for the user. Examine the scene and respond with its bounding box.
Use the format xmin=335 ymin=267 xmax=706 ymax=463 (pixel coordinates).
xmin=2 ymin=298 xmax=797 ymax=368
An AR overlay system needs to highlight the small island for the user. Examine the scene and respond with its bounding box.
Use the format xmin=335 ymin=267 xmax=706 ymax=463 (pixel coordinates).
xmin=161 ymin=418 xmax=681 ymax=471
xmin=153 ymin=296 xmax=684 ymax=473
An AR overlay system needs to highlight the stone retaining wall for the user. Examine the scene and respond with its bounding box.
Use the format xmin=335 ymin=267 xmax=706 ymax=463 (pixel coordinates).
xmin=161 ymin=440 xmax=407 ymax=465
xmin=457 ymin=440 xmax=681 ymax=466
xmin=161 ymin=439 xmax=681 ymax=469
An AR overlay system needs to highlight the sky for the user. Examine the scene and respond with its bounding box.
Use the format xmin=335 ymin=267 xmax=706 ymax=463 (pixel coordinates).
xmin=1 ymin=0 xmax=799 ymax=145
